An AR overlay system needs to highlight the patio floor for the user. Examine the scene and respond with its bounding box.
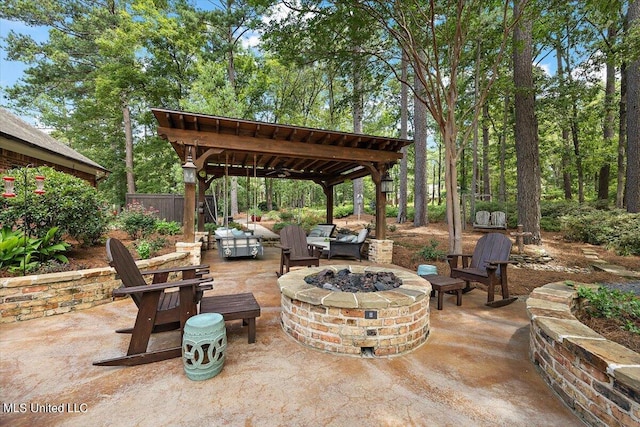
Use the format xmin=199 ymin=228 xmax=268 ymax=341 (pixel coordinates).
xmin=0 ymin=246 xmax=583 ymax=427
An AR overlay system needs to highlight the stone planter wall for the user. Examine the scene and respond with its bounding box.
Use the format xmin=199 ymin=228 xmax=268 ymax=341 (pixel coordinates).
xmin=526 ymin=282 xmax=640 ymax=426
xmin=1 ymin=252 xmax=190 ymax=324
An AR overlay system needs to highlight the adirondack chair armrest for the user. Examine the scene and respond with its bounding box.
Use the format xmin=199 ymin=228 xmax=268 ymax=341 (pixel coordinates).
xmin=113 ymin=278 xmax=211 ymax=297
xmin=276 ymin=244 xmax=292 ymax=253
xmin=140 ymin=264 xmax=210 ymax=276
xmin=307 ymin=243 xmax=324 ymax=257
xmin=446 ymin=253 xmax=473 ymax=269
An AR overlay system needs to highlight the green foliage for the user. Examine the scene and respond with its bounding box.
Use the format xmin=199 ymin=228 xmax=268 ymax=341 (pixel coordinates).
xmin=414 ymin=239 xmax=447 ymax=262
xmin=0 ymin=226 xmax=70 ymax=275
xmin=562 ymin=210 xmax=640 ymax=255
xmin=0 ymin=167 xmax=109 ymax=246
xmin=279 ymin=210 xmax=295 ymax=222
xmin=577 ymin=286 xmax=640 ymax=334
xmin=258 ymin=201 xmax=277 ymax=211
xmin=334 ymin=205 xmax=353 ymax=218
xmin=133 ymin=237 xmax=168 ymax=260
xmin=155 ymin=220 xmax=181 ymax=236
xmin=117 ymin=202 xmax=159 ymax=239
xmin=203 ymin=223 xmax=219 ymax=233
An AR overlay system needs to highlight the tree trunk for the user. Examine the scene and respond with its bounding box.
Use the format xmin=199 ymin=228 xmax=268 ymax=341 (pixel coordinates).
xmin=556 ymin=43 xmax=572 ymax=200
xmin=443 ymin=119 xmax=462 ymax=253
xmin=499 ymin=95 xmax=509 ymax=203
xmin=122 ymin=100 xmax=135 ymax=194
xmin=397 ymin=55 xmax=409 ymax=224
xmin=513 ymin=0 xmax=541 ymax=244
xmin=617 ymin=62 xmax=627 ymax=209
xmin=599 ymin=25 xmax=616 ymax=203
xmin=626 ymin=0 xmax=640 ymax=212
xmin=482 ymin=103 xmax=491 ymax=200
xmin=413 ymin=70 xmax=428 ymax=227
xmin=352 ymin=54 xmax=365 ymax=217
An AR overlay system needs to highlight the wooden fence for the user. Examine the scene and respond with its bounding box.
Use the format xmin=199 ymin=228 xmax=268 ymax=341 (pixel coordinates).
xmin=125 ymin=194 xmax=217 ymax=224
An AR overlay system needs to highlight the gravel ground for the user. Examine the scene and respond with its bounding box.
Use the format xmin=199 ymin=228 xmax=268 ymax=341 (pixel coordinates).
xmin=602 ymin=281 xmax=640 ymax=296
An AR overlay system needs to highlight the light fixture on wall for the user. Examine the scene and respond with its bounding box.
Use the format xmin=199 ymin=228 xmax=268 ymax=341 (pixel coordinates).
xmin=182 ymin=148 xmax=197 ymax=184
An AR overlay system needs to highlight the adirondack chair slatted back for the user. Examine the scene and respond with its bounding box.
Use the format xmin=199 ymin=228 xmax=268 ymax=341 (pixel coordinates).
xmin=106 ymin=238 xmax=148 ymax=307
xmin=470 ymin=233 xmax=512 ymax=276
xmin=280 ymin=225 xmax=311 ymax=257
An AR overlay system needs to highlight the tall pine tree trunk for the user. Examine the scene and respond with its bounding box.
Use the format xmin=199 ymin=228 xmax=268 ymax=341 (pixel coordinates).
xmin=413 ymin=69 xmax=428 ymax=227
xmin=122 ymin=100 xmax=135 ymax=194
xmin=397 ymin=55 xmax=409 ymax=223
xmin=626 ymin=0 xmax=640 ymax=212
xmin=513 ymin=0 xmax=541 ymax=244
xmin=599 ymin=25 xmax=617 ymax=203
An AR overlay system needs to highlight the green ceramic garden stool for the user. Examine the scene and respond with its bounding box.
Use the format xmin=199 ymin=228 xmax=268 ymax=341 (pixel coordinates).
xmin=182 ymin=313 xmax=227 ymax=381
xmin=417 ymin=264 xmax=437 ymax=276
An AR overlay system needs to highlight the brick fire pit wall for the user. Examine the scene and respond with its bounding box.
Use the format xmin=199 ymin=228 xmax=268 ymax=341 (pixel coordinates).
xmin=277 ymin=265 xmax=431 ymax=357
xmin=526 ymin=282 xmax=640 ymax=427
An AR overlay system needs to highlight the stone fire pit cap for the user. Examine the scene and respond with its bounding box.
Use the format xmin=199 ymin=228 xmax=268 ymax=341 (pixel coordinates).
xmin=277 ymin=265 xmax=431 ymax=309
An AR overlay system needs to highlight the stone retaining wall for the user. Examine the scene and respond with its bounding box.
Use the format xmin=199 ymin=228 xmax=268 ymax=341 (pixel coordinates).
xmin=0 ymin=252 xmax=190 ymax=323
xmin=526 ymin=282 xmax=640 ymax=426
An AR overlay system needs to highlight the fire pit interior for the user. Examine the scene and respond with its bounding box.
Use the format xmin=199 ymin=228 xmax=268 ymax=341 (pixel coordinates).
xmin=278 ymin=265 xmax=432 ymax=357
xmin=304 ymin=268 xmax=403 ymax=293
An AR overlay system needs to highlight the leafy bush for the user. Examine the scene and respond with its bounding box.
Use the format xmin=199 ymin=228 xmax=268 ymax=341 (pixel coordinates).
xmin=562 ymin=210 xmax=640 ymax=255
xmin=334 ymin=204 xmax=353 ymax=218
xmin=258 ymin=201 xmax=278 ymax=211
xmin=577 ymin=285 xmax=640 ymax=334
xmin=0 ymin=167 xmax=109 ymax=245
xmin=0 ymin=226 xmax=70 ymax=274
xmin=155 ymin=220 xmax=181 ymax=235
xmin=279 ymin=210 xmax=295 ymax=221
xmin=414 ymin=239 xmax=447 ymax=262
xmin=133 ymin=237 xmax=167 ymax=260
xmin=117 ymin=202 xmax=159 ymax=239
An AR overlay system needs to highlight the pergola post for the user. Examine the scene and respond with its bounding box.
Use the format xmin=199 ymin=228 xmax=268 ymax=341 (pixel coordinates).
xmin=323 ymin=184 xmax=334 ymax=224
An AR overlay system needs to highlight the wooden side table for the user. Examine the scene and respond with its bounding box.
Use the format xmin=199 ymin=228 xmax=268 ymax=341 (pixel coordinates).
xmin=200 ymin=293 xmax=261 ymax=343
xmin=419 ymin=274 xmax=465 ymax=310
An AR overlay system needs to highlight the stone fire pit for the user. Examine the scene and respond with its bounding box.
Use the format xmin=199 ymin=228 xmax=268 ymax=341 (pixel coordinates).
xmin=277 ymin=265 xmax=432 ymax=357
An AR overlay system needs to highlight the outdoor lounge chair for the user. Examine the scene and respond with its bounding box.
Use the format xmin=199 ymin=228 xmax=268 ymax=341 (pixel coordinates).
xmin=277 ymin=224 xmax=323 ymax=276
xmin=446 ymin=232 xmax=517 ymax=307
xmin=93 ymin=238 xmax=213 ymax=366
xmin=328 ymin=228 xmax=369 ymax=261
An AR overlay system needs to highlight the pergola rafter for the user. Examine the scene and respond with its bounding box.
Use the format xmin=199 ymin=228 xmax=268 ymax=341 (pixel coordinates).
xmin=152 ymin=108 xmax=412 ymax=242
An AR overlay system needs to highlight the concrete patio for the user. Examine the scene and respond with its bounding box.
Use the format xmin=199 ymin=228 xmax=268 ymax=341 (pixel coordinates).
xmin=0 ymin=246 xmax=583 ymax=427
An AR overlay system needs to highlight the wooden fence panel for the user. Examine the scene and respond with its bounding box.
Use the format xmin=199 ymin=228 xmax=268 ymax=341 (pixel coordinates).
xmin=125 ymin=194 xmax=184 ymax=222
xmin=125 ymin=194 xmax=218 ymax=224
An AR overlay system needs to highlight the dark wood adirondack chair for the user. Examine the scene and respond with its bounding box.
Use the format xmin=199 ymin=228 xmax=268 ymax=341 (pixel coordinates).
xmin=277 ymin=225 xmax=323 ymax=276
xmin=447 ymin=233 xmax=517 ymax=307
xmin=93 ymin=238 xmax=213 ymax=366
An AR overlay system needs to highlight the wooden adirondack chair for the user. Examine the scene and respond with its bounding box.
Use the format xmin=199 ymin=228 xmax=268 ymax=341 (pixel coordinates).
xmin=277 ymin=225 xmax=323 ymax=276
xmin=446 ymin=233 xmax=517 ymax=307
xmin=93 ymin=238 xmax=213 ymax=366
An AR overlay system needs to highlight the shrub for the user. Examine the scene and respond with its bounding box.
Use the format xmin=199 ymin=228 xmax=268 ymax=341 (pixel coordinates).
xmin=155 ymin=220 xmax=181 ymax=235
xmin=0 ymin=226 xmax=70 ymax=275
xmin=334 ymin=204 xmax=353 ymax=218
xmin=413 ymin=239 xmax=447 ymax=262
xmin=118 ymin=202 xmax=159 ymax=239
xmin=562 ymin=209 xmax=640 ymax=255
xmin=279 ymin=210 xmax=295 ymax=222
xmin=133 ymin=237 xmax=167 ymax=260
xmin=258 ymin=201 xmax=278 ymax=211
xmin=577 ymin=285 xmax=640 ymax=334
xmin=0 ymin=167 xmax=109 ymax=245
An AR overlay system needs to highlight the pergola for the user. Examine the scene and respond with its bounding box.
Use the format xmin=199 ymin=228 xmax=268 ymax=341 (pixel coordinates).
xmin=152 ymin=108 xmax=412 ymax=242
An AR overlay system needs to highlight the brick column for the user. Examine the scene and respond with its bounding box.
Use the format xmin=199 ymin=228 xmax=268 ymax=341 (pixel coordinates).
xmin=367 ymin=239 xmax=393 ymax=264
